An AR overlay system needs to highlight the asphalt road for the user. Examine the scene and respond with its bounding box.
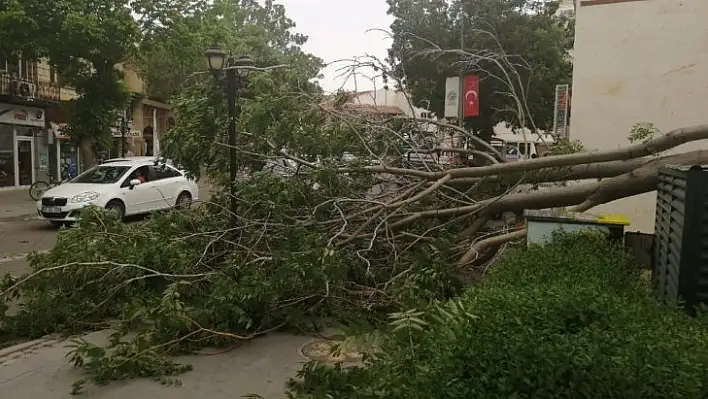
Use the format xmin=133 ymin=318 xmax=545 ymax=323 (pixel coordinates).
xmin=0 ymin=218 xmax=58 ymax=277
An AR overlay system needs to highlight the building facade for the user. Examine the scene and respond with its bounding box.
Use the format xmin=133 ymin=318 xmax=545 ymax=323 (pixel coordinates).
xmin=570 ymin=0 xmax=708 ymax=232
xmin=0 ymin=57 xmax=60 ymax=189
xmin=0 ymin=56 xmax=171 ymax=190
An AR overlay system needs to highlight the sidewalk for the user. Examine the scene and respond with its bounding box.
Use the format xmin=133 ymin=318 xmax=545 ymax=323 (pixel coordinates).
xmin=0 ymin=189 xmax=38 ymax=222
xmin=0 ymin=330 xmax=320 ymax=399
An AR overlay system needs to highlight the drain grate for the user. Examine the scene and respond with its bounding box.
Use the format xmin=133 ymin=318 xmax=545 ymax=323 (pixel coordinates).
xmin=300 ymin=338 xmax=363 ymax=363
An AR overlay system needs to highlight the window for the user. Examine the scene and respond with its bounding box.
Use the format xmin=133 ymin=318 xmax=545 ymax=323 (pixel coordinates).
xmin=3 ymin=56 xmax=18 ymax=76
xmin=123 ymin=166 xmax=151 ymax=186
xmin=71 ymin=166 xmax=130 ymax=184
xmin=49 ymin=67 xmax=57 ymax=84
xmin=20 ymin=59 xmax=37 ymax=81
xmin=150 ymin=165 xmax=181 ymax=180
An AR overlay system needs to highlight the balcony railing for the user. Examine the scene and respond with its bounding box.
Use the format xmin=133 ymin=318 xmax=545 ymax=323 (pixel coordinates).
xmin=0 ymin=72 xmax=61 ymax=103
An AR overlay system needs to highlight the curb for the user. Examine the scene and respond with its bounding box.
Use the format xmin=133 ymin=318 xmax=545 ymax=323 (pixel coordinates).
xmin=0 ymin=213 xmax=40 ymax=223
xmin=0 ymin=336 xmax=63 ymax=361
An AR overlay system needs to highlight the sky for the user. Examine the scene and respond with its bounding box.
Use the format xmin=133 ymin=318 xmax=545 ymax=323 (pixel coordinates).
xmin=273 ymin=0 xmax=394 ymax=94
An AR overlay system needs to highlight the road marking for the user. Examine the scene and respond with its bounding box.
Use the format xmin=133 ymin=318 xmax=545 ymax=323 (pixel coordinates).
xmin=0 ymin=250 xmax=49 ymax=264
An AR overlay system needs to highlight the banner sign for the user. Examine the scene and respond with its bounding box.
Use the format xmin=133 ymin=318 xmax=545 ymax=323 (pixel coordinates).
xmin=463 ymin=75 xmax=480 ymax=117
xmin=553 ymin=84 xmax=570 ymax=138
xmin=444 ymin=77 xmax=460 ymax=118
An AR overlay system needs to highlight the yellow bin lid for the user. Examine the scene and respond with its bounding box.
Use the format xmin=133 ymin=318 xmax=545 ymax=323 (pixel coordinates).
xmin=595 ymin=214 xmax=630 ymax=226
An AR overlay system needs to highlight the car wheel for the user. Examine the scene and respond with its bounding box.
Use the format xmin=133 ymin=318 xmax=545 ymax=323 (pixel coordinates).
xmin=105 ymin=200 xmax=126 ymax=219
xmin=175 ymin=192 xmax=192 ymax=210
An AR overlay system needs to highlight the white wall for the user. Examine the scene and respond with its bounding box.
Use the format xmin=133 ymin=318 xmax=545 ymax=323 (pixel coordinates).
xmin=570 ymin=0 xmax=708 ymax=232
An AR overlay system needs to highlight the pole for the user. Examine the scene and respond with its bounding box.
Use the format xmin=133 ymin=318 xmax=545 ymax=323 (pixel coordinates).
xmin=226 ymin=67 xmax=238 ymax=229
xmin=458 ymin=12 xmax=465 ymax=129
xmin=120 ymin=116 xmax=126 ymax=157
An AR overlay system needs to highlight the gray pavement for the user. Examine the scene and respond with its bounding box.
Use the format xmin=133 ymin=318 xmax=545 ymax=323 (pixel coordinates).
xmin=0 ymin=329 xmax=319 ymax=399
xmin=0 ymin=183 xmax=326 ymax=399
xmin=0 ymin=188 xmax=38 ymax=222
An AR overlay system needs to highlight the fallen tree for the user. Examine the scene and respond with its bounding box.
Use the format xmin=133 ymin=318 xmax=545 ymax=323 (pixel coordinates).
xmin=3 ymin=9 xmax=708 ymax=394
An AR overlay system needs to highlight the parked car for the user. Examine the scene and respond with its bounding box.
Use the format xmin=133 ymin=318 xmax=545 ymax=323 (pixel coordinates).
xmin=36 ymin=158 xmax=198 ymax=224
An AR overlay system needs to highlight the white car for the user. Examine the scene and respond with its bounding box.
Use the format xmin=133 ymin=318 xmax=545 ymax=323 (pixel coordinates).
xmin=36 ymin=158 xmax=199 ymax=224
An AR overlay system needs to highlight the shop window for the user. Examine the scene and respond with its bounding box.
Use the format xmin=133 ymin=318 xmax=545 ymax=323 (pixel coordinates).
xmin=0 ymin=125 xmax=13 ymax=187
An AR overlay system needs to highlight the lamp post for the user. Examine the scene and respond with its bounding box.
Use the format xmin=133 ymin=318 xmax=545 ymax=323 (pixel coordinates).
xmin=205 ymin=43 xmax=254 ymax=228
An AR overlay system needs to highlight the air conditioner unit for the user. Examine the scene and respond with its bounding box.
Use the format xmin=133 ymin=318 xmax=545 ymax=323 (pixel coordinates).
xmin=11 ymin=79 xmax=37 ymax=100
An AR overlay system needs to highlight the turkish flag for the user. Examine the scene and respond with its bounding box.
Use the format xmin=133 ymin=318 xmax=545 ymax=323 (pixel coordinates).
xmin=463 ymin=75 xmax=479 ymax=117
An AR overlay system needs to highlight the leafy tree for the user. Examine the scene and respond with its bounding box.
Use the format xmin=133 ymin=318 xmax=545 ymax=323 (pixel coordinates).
xmin=43 ymin=0 xmax=140 ymax=168
xmin=0 ymin=0 xmax=141 ymax=168
xmin=386 ymin=0 xmax=573 ymax=140
xmin=151 ymin=0 xmax=337 ymax=183
xmin=0 ymin=0 xmax=45 ymax=60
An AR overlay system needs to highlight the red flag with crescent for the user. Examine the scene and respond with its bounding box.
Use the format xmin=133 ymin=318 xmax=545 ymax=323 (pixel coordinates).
xmin=463 ymin=75 xmax=479 ymax=117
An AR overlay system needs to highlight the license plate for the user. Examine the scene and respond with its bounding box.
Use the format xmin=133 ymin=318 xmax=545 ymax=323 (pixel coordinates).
xmin=42 ymin=206 xmax=60 ymax=213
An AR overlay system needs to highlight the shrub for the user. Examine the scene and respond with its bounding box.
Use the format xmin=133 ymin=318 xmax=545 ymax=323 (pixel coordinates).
xmin=288 ymin=232 xmax=708 ymax=399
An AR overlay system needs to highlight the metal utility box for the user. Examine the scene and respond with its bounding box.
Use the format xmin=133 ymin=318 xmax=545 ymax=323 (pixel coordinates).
xmin=525 ymin=209 xmax=629 ymax=247
xmin=653 ymin=165 xmax=708 ymax=313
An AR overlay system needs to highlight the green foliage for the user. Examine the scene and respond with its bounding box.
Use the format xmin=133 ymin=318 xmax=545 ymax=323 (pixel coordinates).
xmin=628 ymin=121 xmax=661 ymax=144
xmin=386 ymin=0 xmax=573 ymax=138
xmin=288 ymin=232 xmax=708 ymax=398
xmin=548 ymin=139 xmax=585 ymax=155
xmin=139 ymin=0 xmax=314 ymax=100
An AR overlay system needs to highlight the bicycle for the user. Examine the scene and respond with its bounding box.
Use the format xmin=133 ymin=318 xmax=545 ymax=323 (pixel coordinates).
xmin=29 ymin=170 xmax=73 ymax=201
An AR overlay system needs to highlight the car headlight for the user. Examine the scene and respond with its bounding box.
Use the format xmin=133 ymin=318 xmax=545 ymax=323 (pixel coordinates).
xmin=71 ymin=192 xmax=100 ymax=203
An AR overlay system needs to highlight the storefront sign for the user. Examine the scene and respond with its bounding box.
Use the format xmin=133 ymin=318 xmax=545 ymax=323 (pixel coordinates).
xmin=110 ymin=128 xmax=142 ymax=138
xmin=0 ymin=103 xmax=45 ymax=127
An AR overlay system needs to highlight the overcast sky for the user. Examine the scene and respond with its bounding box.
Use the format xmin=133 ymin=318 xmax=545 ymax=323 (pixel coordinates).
xmin=273 ymin=0 xmax=394 ymax=93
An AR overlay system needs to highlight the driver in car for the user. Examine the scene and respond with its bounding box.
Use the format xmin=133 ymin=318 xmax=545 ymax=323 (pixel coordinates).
xmin=128 ymin=169 xmax=146 ymax=184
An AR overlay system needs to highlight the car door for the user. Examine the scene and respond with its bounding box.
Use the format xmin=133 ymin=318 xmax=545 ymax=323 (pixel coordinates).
xmin=119 ymin=165 xmax=156 ymax=214
xmin=148 ymin=165 xmax=180 ymax=210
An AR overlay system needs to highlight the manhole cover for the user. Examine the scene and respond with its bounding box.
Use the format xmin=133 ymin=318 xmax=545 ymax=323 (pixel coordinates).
xmin=300 ymin=338 xmax=363 ymax=363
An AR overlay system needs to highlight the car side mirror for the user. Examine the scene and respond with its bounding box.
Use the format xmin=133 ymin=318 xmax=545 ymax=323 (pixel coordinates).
xmin=129 ymin=179 xmax=141 ymax=189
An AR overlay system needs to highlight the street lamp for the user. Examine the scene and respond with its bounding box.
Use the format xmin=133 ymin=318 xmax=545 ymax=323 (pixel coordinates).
xmin=205 ymin=43 xmax=254 ymax=228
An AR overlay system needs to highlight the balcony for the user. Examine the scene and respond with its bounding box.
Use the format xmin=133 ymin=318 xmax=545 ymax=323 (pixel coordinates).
xmin=0 ymin=72 xmax=61 ymax=107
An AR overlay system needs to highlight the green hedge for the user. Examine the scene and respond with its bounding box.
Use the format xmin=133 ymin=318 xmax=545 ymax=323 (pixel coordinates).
xmin=288 ymin=232 xmax=708 ymax=399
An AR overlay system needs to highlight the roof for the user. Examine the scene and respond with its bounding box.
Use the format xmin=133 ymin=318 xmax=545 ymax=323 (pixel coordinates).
xmin=103 ymin=156 xmax=159 ymax=163
xmin=97 ymin=159 xmax=157 ymax=167
xmin=321 ymin=103 xmax=405 ymax=115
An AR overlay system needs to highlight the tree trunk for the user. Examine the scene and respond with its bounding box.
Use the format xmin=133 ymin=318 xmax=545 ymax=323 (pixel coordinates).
xmin=79 ymin=139 xmax=96 ymax=171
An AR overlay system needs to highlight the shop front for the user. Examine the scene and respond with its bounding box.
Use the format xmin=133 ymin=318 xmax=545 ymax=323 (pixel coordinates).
xmin=0 ymin=103 xmax=47 ymax=189
xmin=49 ymin=123 xmax=81 ymax=181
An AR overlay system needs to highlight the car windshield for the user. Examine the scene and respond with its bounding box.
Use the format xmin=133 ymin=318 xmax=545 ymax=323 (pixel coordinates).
xmin=71 ymin=165 xmax=130 ymax=184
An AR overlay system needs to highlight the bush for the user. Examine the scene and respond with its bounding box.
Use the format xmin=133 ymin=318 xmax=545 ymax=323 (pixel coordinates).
xmin=288 ymin=232 xmax=708 ymax=399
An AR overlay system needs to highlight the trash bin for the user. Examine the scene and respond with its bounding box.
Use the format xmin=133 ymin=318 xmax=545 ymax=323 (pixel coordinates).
xmin=524 ymin=209 xmax=630 ymax=247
